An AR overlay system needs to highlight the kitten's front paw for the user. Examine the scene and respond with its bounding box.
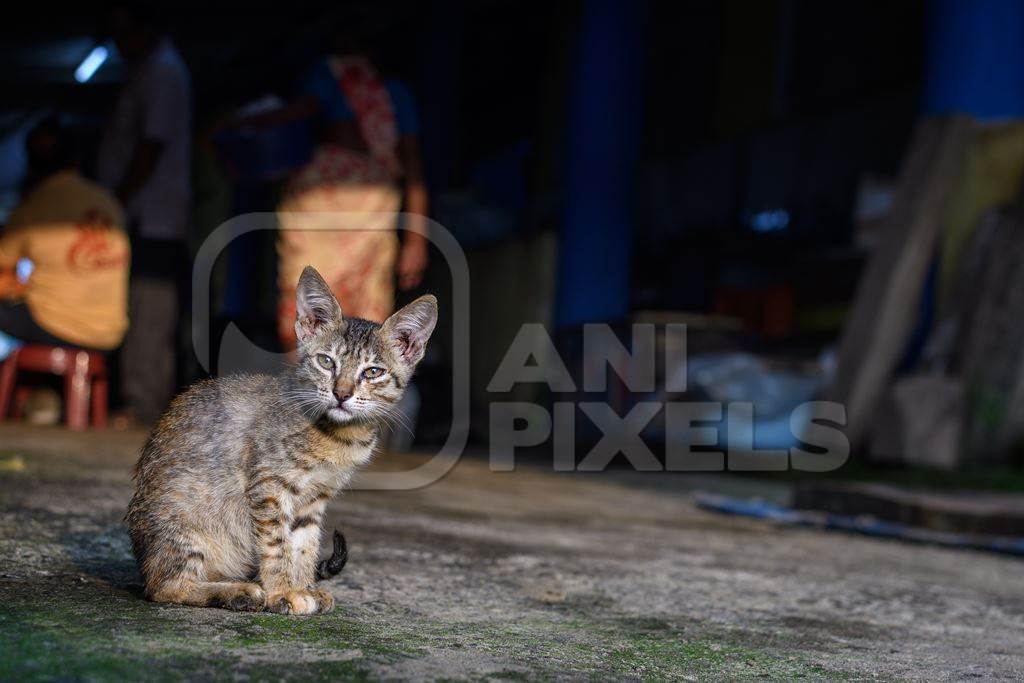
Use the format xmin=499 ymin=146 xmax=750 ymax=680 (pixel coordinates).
xmin=308 ymin=587 xmax=335 ymax=614
xmin=218 ymin=583 xmax=266 ymax=612
xmin=266 ymin=588 xmax=332 ymax=615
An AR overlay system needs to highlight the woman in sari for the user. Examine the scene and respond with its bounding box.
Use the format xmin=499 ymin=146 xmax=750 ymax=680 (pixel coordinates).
xmin=242 ymin=35 xmax=429 ymax=348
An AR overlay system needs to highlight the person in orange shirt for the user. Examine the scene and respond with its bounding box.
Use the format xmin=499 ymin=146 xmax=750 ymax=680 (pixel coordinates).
xmin=0 ymin=119 xmax=130 ymax=351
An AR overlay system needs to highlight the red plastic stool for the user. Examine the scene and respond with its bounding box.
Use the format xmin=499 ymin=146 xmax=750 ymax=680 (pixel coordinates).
xmin=0 ymin=345 xmax=109 ymax=430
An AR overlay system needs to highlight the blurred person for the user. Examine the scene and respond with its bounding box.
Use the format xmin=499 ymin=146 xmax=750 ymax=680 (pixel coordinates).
xmin=0 ymin=118 xmax=129 ymax=351
xmin=96 ymin=4 xmax=191 ymax=425
xmin=229 ymin=23 xmax=429 ymax=348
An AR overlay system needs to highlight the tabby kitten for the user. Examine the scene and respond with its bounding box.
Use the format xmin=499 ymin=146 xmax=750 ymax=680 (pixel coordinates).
xmin=126 ymin=266 xmax=437 ymax=615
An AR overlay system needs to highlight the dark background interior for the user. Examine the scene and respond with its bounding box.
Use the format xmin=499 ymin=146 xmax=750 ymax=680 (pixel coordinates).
xmin=0 ymin=0 xmax=932 ymax=445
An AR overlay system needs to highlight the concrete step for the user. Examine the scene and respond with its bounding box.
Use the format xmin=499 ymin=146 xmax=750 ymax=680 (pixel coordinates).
xmin=794 ymin=481 xmax=1024 ymax=536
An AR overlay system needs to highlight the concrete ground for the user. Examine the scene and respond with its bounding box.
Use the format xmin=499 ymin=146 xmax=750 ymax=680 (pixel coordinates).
xmin=1 ymin=424 xmax=1023 ymax=681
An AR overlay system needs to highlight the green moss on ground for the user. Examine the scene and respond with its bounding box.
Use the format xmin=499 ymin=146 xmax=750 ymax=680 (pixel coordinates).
xmin=0 ymin=579 xmax=857 ymax=681
xmin=0 ymin=585 xmax=401 ymax=681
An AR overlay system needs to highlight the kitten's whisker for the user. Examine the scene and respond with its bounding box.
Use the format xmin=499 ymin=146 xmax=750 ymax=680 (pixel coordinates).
xmin=384 ymin=407 xmax=415 ymax=436
xmin=366 ymin=405 xmax=414 ymax=438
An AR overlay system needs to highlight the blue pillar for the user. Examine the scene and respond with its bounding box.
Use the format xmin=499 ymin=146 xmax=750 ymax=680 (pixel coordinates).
xmin=924 ymin=0 xmax=1024 ymax=120
xmin=556 ymin=0 xmax=646 ymax=328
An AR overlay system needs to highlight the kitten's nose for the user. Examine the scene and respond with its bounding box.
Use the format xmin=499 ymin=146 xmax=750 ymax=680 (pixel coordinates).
xmin=333 ymin=385 xmax=353 ymax=404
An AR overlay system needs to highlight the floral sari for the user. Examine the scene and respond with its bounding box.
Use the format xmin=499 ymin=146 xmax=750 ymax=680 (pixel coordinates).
xmin=277 ymin=56 xmax=402 ymax=346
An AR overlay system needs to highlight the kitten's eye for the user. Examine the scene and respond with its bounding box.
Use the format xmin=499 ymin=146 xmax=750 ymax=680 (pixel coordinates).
xmin=361 ymin=366 xmax=386 ymax=380
xmin=316 ymin=354 xmax=335 ymax=371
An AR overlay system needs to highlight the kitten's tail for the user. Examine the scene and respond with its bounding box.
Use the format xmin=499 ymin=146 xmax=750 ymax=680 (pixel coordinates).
xmin=316 ymin=529 xmax=349 ymax=581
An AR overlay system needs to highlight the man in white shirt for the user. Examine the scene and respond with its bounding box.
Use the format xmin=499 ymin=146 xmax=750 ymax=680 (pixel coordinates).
xmin=97 ymin=4 xmax=191 ymax=425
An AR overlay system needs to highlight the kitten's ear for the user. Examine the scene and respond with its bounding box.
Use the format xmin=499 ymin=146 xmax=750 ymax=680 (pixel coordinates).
xmin=295 ymin=266 xmax=343 ymax=343
xmin=381 ymin=295 xmax=438 ymax=366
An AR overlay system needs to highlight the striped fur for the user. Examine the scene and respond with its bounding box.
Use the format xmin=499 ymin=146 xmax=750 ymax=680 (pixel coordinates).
xmin=125 ymin=267 xmax=437 ymax=615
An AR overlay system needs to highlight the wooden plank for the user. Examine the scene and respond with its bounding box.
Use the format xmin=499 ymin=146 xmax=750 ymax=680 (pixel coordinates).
xmin=823 ymin=115 xmax=974 ymax=447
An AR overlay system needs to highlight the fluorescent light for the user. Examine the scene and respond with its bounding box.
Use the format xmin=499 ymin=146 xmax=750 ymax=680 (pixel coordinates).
xmin=750 ymin=209 xmax=790 ymax=233
xmin=75 ymin=45 xmax=108 ymax=83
